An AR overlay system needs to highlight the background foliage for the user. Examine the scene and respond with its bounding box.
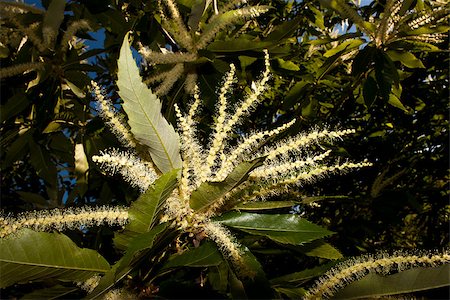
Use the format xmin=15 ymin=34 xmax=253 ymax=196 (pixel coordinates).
xmin=0 ymin=0 xmax=448 ymax=298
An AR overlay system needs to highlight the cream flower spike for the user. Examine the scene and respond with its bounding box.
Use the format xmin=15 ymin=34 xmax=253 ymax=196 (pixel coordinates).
xmin=304 ymin=249 xmax=450 ymax=299
xmin=0 ymin=206 xmax=129 ymax=238
xmin=92 ymin=149 xmax=159 ymax=192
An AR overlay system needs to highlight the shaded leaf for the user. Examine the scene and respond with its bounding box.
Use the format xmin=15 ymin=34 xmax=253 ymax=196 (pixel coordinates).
xmin=0 ymin=92 xmax=29 ymax=123
xmin=117 ymin=32 xmax=182 ymax=173
xmin=2 ymin=129 xmax=32 ymax=169
xmin=208 ymin=262 xmax=229 ymax=293
xmin=233 ymin=201 xmax=297 ymax=211
xmin=323 ymin=39 xmax=363 ymax=58
xmin=21 ymin=285 xmax=79 ymax=300
xmin=114 ymin=170 xmax=178 ymax=249
xmin=0 ymin=229 xmax=110 ymax=288
xmin=17 ymin=191 xmax=48 ymax=207
xmin=274 ymin=286 xmax=306 ymax=298
xmin=43 ymin=121 xmax=62 ymax=133
xmin=270 ymin=261 xmax=337 ymax=286
xmin=189 ymin=158 xmax=264 ymax=211
xmin=295 ymin=240 xmax=343 ymax=260
xmin=118 ymin=223 xmax=168 ymax=273
xmin=387 ymin=50 xmax=425 ymax=69
xmin=90 ymin=225 xmax=171 ymax=299
xmin=334 ymin=264 xmax=450 ymax=299
xmin=363 ymin=76 xmax=377 ymax=107
xmin=162 ymin=241 xmax=223 ymax=269
xmin=42 ymin=0 xmax=65 ymax=47
xmin=276 ymin=58 xmax=300 ymax=71
xmin=215 ymin=212 xmax=334 ymax=245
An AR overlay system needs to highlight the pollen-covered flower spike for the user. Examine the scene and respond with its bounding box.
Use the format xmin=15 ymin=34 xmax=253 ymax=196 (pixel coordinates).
xmin=0 ymin=205 xmax=129 ymax=238
xmin=92 ymin=149 xmax=159 ymax=192
xmin=304 ymin=249 xmax=450 ymax=299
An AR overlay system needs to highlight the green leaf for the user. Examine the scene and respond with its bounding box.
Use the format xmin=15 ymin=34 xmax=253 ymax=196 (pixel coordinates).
xmin=65 ymin=79 xmax=86 ymax=98
xmin=334 ymin=264 xmax=450 ymax=299
xmin=266 ymin=16 xmax=302 ymax=42
xmin=208 ymin=262 xmax=229 ymax=293
xmin=323 ymin=39 xmax=363 ymax=58
xmin=387 ymin=50 xmax=425 ymax=69
xmin=117 ymin=32 xmax=182 ymax=173
xmin=274 ymin=286 xmax=306 ymax=298
xmin=283 ymin=80 xmax=311 ymax=109
xmin=0 ymin=92 xmax=29 ymax=123
xmin=363 ymin=76 xmax=377 ymax=107
xmin=114 ymin=170 xmax=178 ymax=249
xmin=17 ymin=191 xmax=48 ymax=207
xmin=43 ymin=121 xmax=62 ymax=133
xmin=2 ymin=129 xmax=32 ymax=169
xmin=21 ymin=285 xmax=79 ymax=300
xmin=295 ymin=240 xmax=343 ymax=259
xmin=233 ymin=201 xmax=297 ymax=211
xmin=118 ymin=223 xmax=168 ymax=272
xmin=0 ymin=229 xmax=110 ymax=288
xmin=215 ymin=212 xmax=334 ymax=245
xmin=162 ymin=242 xmax=223 ymax=269
xmin=270 ymin=261 xmax=338 ymax=286
xmin=276 ymin=58 xmax=300 ymax=71
xmin=388 ymin=84 xmax=408 ymax=112
xmin=238 ymin=55 xmax=258 ymax=70
xmin=29 ymin=140 xmax=57 ymax=189
xmin=90 ymin=224 xmax=170 ymax=299
xmin=189 ymin=158 xmax=264 ymax=211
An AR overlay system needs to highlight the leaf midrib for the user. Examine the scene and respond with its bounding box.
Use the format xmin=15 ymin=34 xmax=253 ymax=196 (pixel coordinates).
xmin=120 ymin=38 xmax=175 ymax=171
xmin=0 ymin=259 xmax=108 ymax=272
xmin=224 ymin=225 xmax=325 ymax=233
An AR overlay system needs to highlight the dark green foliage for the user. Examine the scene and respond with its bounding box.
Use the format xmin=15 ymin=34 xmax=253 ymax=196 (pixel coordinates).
xmin=1 ymin=0 xmax=448 ymax=298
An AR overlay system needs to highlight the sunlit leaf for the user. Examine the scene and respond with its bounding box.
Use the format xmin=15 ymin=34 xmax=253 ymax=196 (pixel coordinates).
xmin=117 ymin=32 xmax=182 ymax=173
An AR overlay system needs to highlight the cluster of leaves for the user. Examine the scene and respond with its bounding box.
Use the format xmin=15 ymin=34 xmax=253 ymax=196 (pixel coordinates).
xmin=0 ymin=0 xmax=448 ymax=299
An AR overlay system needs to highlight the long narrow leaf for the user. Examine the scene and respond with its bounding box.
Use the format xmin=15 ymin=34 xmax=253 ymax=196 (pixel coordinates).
xmin=215 ymin=212 xmax=334 ymax=245
xmin=189 ymin=158 xmax=264 ymax=211
xmin=0 ymin=229 xmax=110 ymax=288
xmin=117 ymin=32 xmax=182 ymax=173
xmin=114 ymin=170 xmax=178 ymax=249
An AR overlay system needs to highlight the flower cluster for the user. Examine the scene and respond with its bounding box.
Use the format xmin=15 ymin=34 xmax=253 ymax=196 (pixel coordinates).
xmin=304 ymin=249 xmax=450 ymax=299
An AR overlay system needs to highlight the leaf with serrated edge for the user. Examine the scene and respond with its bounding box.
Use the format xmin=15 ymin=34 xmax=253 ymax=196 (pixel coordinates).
xmin=114 ymin=170 xmax=178 ymax=249
xmin=117 ymin=32 xmax=181 ymax=173
xmin=215 ymin=212 xmax=334 ymax=245
xmin=0 ymin=229 xmax=110 ymax=288
xmin=189 ymin=158 xmax=264 ymax=211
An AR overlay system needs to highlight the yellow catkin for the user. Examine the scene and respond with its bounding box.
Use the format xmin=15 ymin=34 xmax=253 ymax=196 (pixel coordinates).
xmin=92 ymin=149 xmax=159 ymax=192
xmin=304 ymin=250 xmax=450 ymax=299
xmin=0 ymin=206 xmax=129 ymax=238
xmin=92 ymin=81 xmax=137 ymax=148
